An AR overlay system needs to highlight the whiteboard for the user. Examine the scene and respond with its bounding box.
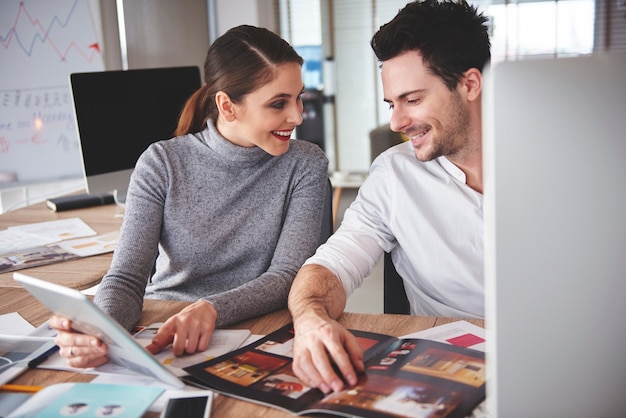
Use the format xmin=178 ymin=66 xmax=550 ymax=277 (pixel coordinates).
xmin=0 ymin=0 xmax=105 ymax=184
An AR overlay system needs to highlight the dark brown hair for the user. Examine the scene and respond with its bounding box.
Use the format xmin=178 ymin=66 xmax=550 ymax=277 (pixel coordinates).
xmin=175 ymin=25 xmax=303 ymax=136
xmin=371 ymin=0 xmax=490 ymax=91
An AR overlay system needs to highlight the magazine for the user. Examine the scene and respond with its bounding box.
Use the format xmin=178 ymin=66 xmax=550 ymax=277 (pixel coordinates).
xmin=183 ymin=323 xmax=485 ymax=418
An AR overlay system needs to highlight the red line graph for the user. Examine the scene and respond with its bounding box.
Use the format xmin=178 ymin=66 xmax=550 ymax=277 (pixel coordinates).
xmin=1 ymin=0 xmax=101 ymax=63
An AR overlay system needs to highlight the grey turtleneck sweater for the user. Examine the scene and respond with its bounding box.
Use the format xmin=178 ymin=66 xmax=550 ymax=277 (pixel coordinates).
xmin=94 ymin=121 xmax=328 ymax=330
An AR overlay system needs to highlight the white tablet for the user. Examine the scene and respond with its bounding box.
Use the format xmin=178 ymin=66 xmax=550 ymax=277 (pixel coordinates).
xmin=13 ymin=272 xmax=184 ymax=389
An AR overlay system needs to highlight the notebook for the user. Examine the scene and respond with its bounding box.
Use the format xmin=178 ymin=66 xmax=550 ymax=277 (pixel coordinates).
xmin=13 ymin=272 xmax=184 ymax=389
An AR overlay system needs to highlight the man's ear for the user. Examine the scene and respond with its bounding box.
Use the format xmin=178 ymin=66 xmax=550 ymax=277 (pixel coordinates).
xmin=461 ymin=68 xmax=482 ymax=102
xmin=215 ymin=91 xmax=236 ymax=122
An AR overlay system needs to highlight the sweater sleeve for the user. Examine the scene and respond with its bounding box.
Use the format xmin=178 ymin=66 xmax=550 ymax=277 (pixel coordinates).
xmin=93 ymin=145 xmax=166 ymax=331
xmin=207 ymin=143 xmax=329 ymax=326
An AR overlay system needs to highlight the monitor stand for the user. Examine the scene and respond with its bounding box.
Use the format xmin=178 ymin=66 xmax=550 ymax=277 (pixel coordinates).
xmin=113 ymin=189 xmax=127 ymax=207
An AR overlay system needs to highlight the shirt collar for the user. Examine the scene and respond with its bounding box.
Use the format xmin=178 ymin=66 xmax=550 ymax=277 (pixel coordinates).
xmin=437 ymin=156 xmax=467 ymax=184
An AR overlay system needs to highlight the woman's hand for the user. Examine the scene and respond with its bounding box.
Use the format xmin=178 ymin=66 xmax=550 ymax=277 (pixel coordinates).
xmin=145 ymin=299 xmax=217 ymax=356
xmin=49 ymin=315 xmax=109 ymax=369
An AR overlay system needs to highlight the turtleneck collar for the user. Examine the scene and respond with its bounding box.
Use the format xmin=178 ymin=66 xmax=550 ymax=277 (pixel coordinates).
xmin=198 ymin=120 xmax=274 ymax=167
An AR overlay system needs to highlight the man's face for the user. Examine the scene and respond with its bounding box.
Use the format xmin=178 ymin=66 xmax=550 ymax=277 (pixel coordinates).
xmin=382 ymin=50 xmax=472 ymax=162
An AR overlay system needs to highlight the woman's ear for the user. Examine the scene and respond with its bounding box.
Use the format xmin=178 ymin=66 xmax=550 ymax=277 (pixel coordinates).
xmin=215 ymin=91 xmax=236 ymax=122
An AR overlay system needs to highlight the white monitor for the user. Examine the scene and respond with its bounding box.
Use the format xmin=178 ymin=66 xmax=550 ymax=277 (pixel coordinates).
xmin=69 ymin=66 xmax=202 ymax=205
xmin=483 ymin=51 xmax=626 ymax=417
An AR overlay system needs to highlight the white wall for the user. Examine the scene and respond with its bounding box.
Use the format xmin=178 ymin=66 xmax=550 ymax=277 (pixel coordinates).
xmin=332 ymin=2 xmax=378 ymax=173
xmin=121 ymin=0 xmax=209 ymax=72
xmin=213 ymin=0 xmax=276 ymax=38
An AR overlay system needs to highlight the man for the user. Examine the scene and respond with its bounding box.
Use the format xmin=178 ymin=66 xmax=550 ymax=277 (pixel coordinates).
xmin=287 ymin=0 xmax=491 ymax=394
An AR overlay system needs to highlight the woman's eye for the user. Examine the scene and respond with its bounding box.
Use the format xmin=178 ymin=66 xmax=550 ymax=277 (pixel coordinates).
xmin=271 ymin=101 xmax=287 ymax=109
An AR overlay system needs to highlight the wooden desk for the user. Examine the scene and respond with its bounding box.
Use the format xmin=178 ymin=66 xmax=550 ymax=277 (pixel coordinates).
xmin=0 ymin=201 xmax=123 ymax=290
xmin=1 ymin=288 xmax=484 ymax=418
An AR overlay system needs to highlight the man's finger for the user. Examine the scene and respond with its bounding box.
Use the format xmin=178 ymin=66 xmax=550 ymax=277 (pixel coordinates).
xmin=337 ymin=333 xmax=364 ymax=385
xmin=292 ymin=346 xmax=332 ymax=394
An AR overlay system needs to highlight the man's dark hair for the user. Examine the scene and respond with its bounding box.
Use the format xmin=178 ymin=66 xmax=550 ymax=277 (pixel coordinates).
xmin=371 ymin=0 xmax=491 ymax=91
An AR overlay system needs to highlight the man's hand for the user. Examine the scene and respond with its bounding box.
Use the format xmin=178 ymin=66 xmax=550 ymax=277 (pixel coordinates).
xmin=145 ymin=299 xmax=217 ymax=356
xmin=49 ymin=315 xmax=109 ymax=369
xmin=291 ymin=313 xmax=365 ymax=394
xmin=288 ymin=264 xmax=364 ymax=392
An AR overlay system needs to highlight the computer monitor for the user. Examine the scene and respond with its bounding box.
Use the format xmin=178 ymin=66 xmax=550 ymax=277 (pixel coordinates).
xmin=483 ymin=51 xmax=626 ymax=417
xmin=69 ymin=66 xmax=202 ymax=205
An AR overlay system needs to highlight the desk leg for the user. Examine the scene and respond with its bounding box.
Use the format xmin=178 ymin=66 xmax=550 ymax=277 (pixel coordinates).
xmin=332 ymin=186 xmax=342 ymax=227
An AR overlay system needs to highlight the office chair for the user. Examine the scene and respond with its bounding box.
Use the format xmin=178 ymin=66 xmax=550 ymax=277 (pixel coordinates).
xmin=383 ymin=252 xmax=410 ymax=314
xmin=369 ymin=124 xmax=404 ymax=162
xmin=370 ymin=126 xmax=410 ymax=315
xmin=318 ymin=178 xmax=334 ymax=246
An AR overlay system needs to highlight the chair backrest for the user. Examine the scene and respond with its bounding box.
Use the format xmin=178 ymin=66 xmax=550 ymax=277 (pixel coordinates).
xmin=383 ymin=252 xmax=410 ymax=314
xmin=370 ymin=126 xmax=408 ymax=314
xmin=369 ymin=124 xmax=404 ymax=163
xmin=318 ymin=178 xmax=334 ymax=246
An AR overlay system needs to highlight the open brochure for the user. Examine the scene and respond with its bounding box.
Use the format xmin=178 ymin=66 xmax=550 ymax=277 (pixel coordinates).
xmin=133 ymin=323 xmax=252 ymax=377
xmin=36 ymin=322 xmax=252 ymax=379
xmin=0 ymin=218 xmax=117 ymax=273
xmin=183 ymin=323 xmax=486 ymax=418
xmin=2 ymin=311 xmax=251 ymax=384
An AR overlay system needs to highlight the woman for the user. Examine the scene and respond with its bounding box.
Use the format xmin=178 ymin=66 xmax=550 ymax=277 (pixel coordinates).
xmin=50 ymin=25 xmax=329 ymax=368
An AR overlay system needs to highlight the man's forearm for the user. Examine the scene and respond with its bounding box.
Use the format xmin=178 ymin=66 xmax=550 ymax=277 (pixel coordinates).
xmin=288 ymin=264 xmax=347 ymax=321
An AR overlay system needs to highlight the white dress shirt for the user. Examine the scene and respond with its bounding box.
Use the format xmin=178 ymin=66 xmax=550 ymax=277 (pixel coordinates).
xmin=305 ymin=141 xmax=484 ymax=318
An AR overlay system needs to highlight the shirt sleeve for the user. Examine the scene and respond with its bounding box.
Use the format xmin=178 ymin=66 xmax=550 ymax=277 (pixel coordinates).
xmin=304 ymin=154 xmax=397 ymax=297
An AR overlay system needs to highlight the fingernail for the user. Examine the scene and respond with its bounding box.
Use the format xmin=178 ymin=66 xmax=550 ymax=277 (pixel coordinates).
xmin=320 ymin=383 xmax=331 ymax=394
xmin=331 ymin=381 xmax=343 ymax=392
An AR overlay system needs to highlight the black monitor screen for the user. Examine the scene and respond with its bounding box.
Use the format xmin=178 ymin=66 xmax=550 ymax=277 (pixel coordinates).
xmin=70 ymin=66 xmax=202 ymax=178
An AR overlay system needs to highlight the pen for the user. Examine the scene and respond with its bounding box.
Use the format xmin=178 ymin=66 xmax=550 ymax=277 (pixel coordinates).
xmin=0 ymin=384 xmax=44 ymax=393
xmin=27 ymin=345 xmax=59 ymax=369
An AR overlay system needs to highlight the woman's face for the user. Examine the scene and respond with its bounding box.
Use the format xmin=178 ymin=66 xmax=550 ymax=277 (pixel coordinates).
xmin=218 ymin=62 xmax=304 ymax=156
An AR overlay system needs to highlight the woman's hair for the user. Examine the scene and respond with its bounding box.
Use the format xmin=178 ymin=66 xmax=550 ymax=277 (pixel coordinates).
xmin=370 ymin=0 xmax=491 ymax=91
xmin=175 ymin=25 xmax=303 ymax=136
